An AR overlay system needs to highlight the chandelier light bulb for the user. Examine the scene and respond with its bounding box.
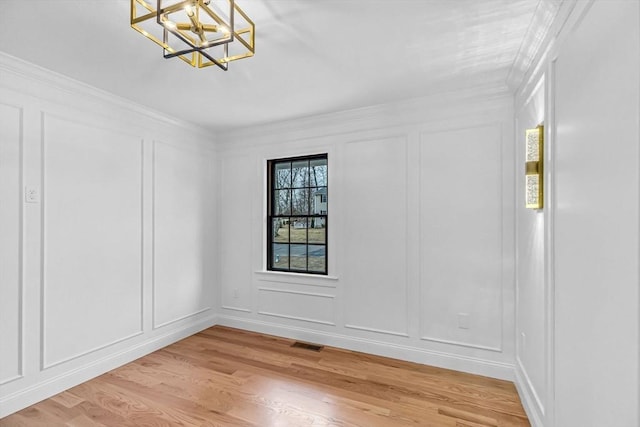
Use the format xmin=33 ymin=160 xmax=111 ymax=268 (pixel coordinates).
xmin=184 ymin=4 xmax=195 ymax=17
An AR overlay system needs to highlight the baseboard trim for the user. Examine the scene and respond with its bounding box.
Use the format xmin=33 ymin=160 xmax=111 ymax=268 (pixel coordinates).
xmin=216 ymin=315 xmax=515 ymax=381
xmin=0 ymin=314 xmax=217 ymax=418
xmin=514 ymin=358 xmax=545 ymax=427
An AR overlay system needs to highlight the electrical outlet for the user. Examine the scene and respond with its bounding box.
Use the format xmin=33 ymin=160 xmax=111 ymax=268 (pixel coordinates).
xmin=24 ymin=186 xmax=40 ymax=203
xmin=458 ymin=313 xmax=470 ymax=329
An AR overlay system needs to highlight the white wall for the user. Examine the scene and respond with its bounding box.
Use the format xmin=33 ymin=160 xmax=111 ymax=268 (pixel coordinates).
xmin=0 ymin=53 xmax=217 ymax=417
xmin=552 ymin=1 xmax=639 ymax=425
xmin=0 ymin=94 xmax=22 ymax=388
xmin=514 ymin=1 xmax=640 ymax=426
xmin=215 ymin=87 xmax=517 ymax=379
xmin=514 ymin=76 xmax=547 ymax=426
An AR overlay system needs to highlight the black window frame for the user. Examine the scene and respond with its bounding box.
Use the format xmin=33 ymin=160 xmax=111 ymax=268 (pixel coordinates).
xmin=267 ymin=153 xmax=328 ymax=275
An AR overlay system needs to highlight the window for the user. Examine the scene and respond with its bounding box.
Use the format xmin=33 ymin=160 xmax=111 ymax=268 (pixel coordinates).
xmin=267 ymin=154 xmax=327 ymax=274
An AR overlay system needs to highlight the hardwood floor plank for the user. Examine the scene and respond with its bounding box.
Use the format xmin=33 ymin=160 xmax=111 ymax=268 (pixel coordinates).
xmin=65 ymin=414 xmax=108 ymax=427
xmin=50 ymin=391 xmax=85 ymax=410
xmin=69 ymin=400 xmax=135 ymax=427
xmin=438 ymin=407 xmax=498 ymax=426
xmin=0 ymin=326 xmax=530 ymax=427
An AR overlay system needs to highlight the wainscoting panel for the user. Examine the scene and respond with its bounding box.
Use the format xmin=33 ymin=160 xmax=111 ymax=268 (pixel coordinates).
xmin=343 ymin=136 xmax=409 ymax=336
xmin=515 ymin=74 xmax=547 ymax=422
xmin=0 ymin=54 xmax=218 ymax=418
xmin=219 ymin=155 xmax=253 ymax=312
xmin=42 ymin=113 xmax=143 ymax=368
xmin=0 ymin=103 xmax=23 ymax=384
xmin=258 ymin=286 xmax=335 ymax=325
xmin=152 ymin=140 xmax=213 ymax=328
xmin=419 ymin=124 xmax=504 ymax=351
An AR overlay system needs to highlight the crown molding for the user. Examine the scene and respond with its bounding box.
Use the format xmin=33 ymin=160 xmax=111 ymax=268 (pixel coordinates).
xmin=0 ymin=51 xmax=212 ymax=141
xmin=512 ymin=0 xmax=593 ymax=102
xmin=507 ymin=0 xmax=563 ymax=91
xmin=216 ymin=82 xmax=512 ymax=150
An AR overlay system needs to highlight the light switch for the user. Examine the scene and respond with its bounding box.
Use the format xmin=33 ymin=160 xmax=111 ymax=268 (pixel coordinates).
xmin=25 ymin=186 xmax=40 ymax=203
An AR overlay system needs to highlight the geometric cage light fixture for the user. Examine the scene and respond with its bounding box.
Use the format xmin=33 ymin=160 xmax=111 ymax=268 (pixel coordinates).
xmin=131 ymin=0 xmax=255 ymax=71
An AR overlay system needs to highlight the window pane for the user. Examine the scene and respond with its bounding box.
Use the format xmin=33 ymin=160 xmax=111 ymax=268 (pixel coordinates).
xmin=291 ymin=160 xmax=309 ymax=188
xmin=274 ymin=189 xmax=291 ymax=215
xmin=274 ymin=162 xmax=291 ymax=189
xmin=268 ymin=154 xmax=327 ymax=275
xmin=311 ymin=187 xmax=327 ymax=215
xmin=309 ymin=158 xmax=327 ymax=186
xmin=290 ymin=244 xmax=307 ymax=270
xmin=272 ymin=218 xmax=289 ymax=243
xmin=308 ymin=220 xmax=325 ymax=244
xmin=308 ymin=245 xmax=326 ymax=273
xmin=290 ymin=217 xmax=307 ymax=243
xmin=272 ymin=243 xmax=289 ymax=269
xmin=292 ymin=189 xmax=309 ymax=215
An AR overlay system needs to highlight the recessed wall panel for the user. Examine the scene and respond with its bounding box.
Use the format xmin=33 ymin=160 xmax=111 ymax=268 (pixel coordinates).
xmin=515 ymin=77 xmax=546 ymax=414
xmin=43 ymin=114 xmax=143 ymax=368
xmin=419 ymin=125 xmax=503 ymax=350
xmin=153 ymin=141 xmax=212 ymax=327
xmin=258 ymin=287 xmax=334 ymax=325
xmin=219 ymin=155 xmax=252 ymax=312
xmin=343 ymin=136 xmax=408 ymax=336
xmin=0 ymin=104 xmax=22 ymax=383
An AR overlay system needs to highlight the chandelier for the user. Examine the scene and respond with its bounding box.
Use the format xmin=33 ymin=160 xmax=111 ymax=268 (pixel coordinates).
xmin=131 ymin=0 xmax=255 ymax=71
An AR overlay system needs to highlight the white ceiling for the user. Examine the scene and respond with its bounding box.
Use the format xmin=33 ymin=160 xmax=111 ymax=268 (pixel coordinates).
xmin=0 ymin=0 xmax=553 ymax=132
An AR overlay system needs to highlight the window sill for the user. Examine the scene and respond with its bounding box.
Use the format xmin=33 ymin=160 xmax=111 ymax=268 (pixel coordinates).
xmin=254 ymin=270 xmax=338 ymax=286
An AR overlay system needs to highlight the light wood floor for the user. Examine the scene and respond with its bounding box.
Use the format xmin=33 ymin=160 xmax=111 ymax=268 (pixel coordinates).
xmin=0 ymin=326 xmax=530 ymax=426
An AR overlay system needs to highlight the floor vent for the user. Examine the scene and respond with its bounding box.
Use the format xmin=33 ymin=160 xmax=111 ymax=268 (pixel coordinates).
xmin=291 ymin=341 xmax=324 ymax=352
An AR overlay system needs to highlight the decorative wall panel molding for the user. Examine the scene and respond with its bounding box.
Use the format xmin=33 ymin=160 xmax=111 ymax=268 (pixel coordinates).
xmin=152 ymin=140 xmax=213 ymax=329
xmin=419 ymin=335 xmax=502 ymax=353
xmin=255 ymin=271 xmax=338 ymax=288
xmin=219 ymin=155 xmax=253 ymax=312
xmin=257 ymin=287 xmax=335 ymax=325
xmin=41 ymin=113 xmax=144 ymax=369
xmin=343 ymin=136 xmax=409 ymax=337
xmin=419 ymin=124 xmax=504 ymax=352
xmin=344 ymin=324 xmax=409 ymax=338
xmin=0 ymin=102 xmax=23 ymax=385
xmin=221 ymin=306 xmax=252 ymax=313
xmin=515 ymin=73 xmax=547 ymax=423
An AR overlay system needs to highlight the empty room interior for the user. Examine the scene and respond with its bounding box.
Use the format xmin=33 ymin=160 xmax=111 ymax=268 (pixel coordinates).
xmin=0 ymin=0 xmax=639 ymax=426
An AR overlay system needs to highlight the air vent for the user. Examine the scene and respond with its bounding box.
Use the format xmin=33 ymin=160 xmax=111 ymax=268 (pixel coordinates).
xmin=291 ymin=341 xmax=324 ymax=352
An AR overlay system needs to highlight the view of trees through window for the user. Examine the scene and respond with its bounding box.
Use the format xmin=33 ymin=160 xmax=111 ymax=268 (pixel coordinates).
xmin=267 ymin=154 xmax=327 ymax=274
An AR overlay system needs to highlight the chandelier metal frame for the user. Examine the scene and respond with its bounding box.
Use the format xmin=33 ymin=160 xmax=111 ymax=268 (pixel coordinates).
xmin=131 ymin=0 xmax=255 ymax=71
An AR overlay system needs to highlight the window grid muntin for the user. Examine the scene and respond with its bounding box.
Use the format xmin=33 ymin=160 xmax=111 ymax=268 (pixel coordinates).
xmin=267 ymin=154 xmax=327 ymax=275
